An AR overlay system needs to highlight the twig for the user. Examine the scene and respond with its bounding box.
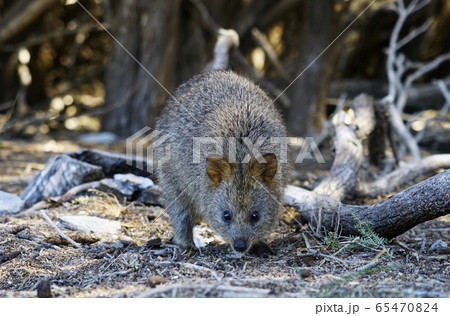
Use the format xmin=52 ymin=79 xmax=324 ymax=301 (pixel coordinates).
xmin=16 ymin=201 xmax=49 ymax=217
xmin=395 ymin=18 xmax=432 ymax=50
xmin=40 ymin=209 xmax=82 ymax=248
xmin=404 ymin=52 xmax=450 ymax=93
xmin=392 ymin=238 xmax=420 ymax=260
xmin=0 ymin=0 xmax=59 ymax=46
xmin=2 ymin=23 xmax=103 ymax=52
xmin=301 ymin=232 xmax=312 ymax=251
xmin=333 ymin=237 xmax=360 ymax=256
xmin=189 ymin=0 xmax=221 ymax=34
xmin=436 ymin=80 xmax=450 ymax=107
xmin=388 ymin=102 xmax=421 ymax=161
xmin=60 ymin=181 xmax=100 ymax=202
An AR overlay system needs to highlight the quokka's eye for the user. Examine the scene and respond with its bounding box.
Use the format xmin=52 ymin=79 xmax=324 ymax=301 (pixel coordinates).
xmin=250 ymin=211 xmax=260 ymax=223
xmin=222 ymin=210 xmax=232 ymax=222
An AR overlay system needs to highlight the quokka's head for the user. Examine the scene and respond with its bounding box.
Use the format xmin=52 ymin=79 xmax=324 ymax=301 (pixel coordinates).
xmin=204 ymin=153 xmax=281 ymax=253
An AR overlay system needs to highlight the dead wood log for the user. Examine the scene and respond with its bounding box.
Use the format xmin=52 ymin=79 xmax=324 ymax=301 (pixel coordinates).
xmin=313 ymin=111 xmax=362 ymax=200
xmin=285 ymin=169 xmax=450 ymax=239
xmin=285 ymin=93 xmax=450 ymax=239
xmin=314 ymin=94 xmax=375 ymax=200
xmin=20 ymin=149 xmax=154 ymax=207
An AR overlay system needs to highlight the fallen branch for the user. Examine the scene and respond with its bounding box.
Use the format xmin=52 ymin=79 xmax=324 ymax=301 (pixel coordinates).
xmin=285 ymin=169 xmax=450 ymax=239
xmin=314 ymin=94 xmax=375 ymax=200
xmin=40 ymin=209 xmax=82 ymax=249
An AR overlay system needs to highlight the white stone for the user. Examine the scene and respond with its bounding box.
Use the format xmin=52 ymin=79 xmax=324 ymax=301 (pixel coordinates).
xmin=0 ymin=191 xmax=24 ymax=214
xmin=59 ymin=215 xmax=121 ymax=238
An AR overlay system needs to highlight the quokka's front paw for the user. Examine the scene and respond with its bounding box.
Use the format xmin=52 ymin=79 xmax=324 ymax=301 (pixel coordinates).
xmin=249 ymin=241 xmax=275 ymax=258
xmin=171 ymin=236 xmax=195 ymax=252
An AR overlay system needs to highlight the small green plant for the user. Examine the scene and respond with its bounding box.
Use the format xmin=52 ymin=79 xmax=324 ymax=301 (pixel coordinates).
xmin=353 ymin=216 xmax=389 ymax=253
xmin=0 ymin=93 xmax=19 ymax=152
xmin=323 ymin=214 xmax=390 ymax=255
xmin=323 ymin=231 xmax=341 ymax=251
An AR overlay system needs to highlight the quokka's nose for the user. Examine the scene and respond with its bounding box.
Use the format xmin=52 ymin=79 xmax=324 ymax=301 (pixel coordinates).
xmin=233 ymin=239 xmax=248 ymax=252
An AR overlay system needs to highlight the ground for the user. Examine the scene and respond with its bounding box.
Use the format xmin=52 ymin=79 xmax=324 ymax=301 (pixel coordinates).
xmin=0 ymin=139 xmax=449 ymax=298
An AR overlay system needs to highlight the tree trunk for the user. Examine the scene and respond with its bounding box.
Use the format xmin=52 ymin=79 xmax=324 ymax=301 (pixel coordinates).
xmin=103 ymin=0 xmax=180 ymax=137
xmin=287 ymin=0 xmax=338 ymax=136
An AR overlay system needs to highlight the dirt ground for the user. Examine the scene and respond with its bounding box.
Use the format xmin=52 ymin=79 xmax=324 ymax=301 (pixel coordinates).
xmin=0 ymin=140 xmax=449 ymax=298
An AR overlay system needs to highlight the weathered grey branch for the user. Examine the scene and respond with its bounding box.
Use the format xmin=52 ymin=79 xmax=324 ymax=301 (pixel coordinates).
xmin=384 ymin=0 xmax=441 ymax=162
xmin=314 ymin=94 xmax=375 ymax=200
xmin=389 ymin=102 xmax=421 ymax=162
xmin=316 ymin=94 xmax=347 ymax=147
xmin=284 ymin=92 xmax=449 ymax=238
xmin=285 ymin=169 xmax=450 ymax=239
xmin=395 ymin=18 xmax=431 ymax=51
xmin=404 ymin=52 xmax=450 ymax=95
xmin=209 ymin=28 xmax=239 ymax=70
xmin=436 ymin=80 xmax=450 ymax=107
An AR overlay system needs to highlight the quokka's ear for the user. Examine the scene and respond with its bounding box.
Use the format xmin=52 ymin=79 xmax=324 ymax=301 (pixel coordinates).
xmin=206 ymin=156 xmax=234 ymax=186
xmin=248 ymin=153 xmax=277 ymax=185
